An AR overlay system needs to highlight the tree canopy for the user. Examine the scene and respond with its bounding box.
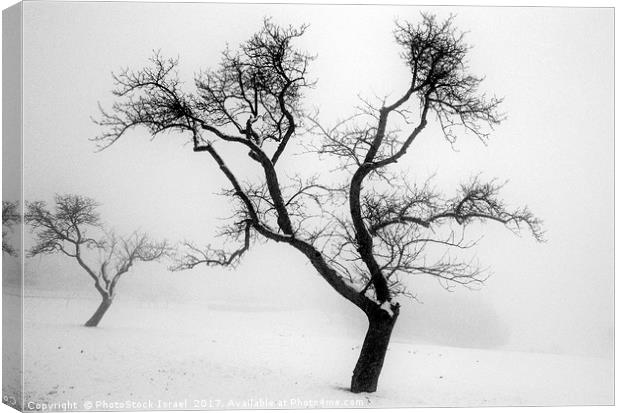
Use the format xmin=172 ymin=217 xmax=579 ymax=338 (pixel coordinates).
xmin=94 ymin=15 xmax=542 ymax=307
xmin=25 ymin=194 xmax=169 ymax=300
xmin=2 ymin=200 xmax=20 ymax=257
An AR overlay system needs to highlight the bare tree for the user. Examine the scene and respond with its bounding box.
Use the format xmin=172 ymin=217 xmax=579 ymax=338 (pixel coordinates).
xmin=93 ymin=15 xmax=543 ymax=392
xmin=25 ymin=194 xmax=169 ymax=327
xmin=2 ymin=201 xmax=20 ymax=257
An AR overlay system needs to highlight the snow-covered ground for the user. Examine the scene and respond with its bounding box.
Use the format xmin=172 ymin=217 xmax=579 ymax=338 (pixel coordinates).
xmin=12 ymin=292 xmax=613 ymax=410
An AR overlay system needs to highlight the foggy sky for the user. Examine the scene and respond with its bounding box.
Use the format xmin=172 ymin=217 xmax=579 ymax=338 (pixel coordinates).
xmin=14 ymin=2 xmax=614 ymax=358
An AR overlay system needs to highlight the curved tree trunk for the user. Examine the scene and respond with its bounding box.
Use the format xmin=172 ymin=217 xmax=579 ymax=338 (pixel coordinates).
xmin=351 ymin=303 xmax=400 ymax=393
xmin=84 ymin=296 xmax=112 ymax=327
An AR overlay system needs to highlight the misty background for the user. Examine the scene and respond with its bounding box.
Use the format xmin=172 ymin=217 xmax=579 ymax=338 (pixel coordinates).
xmin=10 ymin=3 xmax=613 ymax=359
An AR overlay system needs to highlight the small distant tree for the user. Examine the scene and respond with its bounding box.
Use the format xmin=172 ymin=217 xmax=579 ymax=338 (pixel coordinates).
xmin=94 ymin=15 xmax=543 ymax=392
xmin=2 ymin=201 xmax=20 ymax=257
xmin=25 ymin=194 xmax=169 ymax=327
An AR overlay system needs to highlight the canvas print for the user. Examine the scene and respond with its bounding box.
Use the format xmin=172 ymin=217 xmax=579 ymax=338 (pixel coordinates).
xmin=2 ymin=1 xmax=614 ymax=410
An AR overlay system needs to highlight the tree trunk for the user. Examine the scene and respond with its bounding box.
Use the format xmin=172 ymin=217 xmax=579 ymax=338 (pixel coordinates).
xmin=84 ymin=296 xmax=112 ymax=327
xmin=350 ymin=303 xmax=400 ymax=393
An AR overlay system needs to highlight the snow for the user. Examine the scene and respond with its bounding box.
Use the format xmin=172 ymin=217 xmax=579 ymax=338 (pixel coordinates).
xmin=12 ymin=292 xmax=613 ymax=409
xmin=379 ymin=301 xmax=395 ymax=317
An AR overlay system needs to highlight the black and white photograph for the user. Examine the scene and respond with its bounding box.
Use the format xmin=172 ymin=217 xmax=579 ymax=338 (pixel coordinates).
xmin=1 ymin=1 xmax=615 ymax=410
